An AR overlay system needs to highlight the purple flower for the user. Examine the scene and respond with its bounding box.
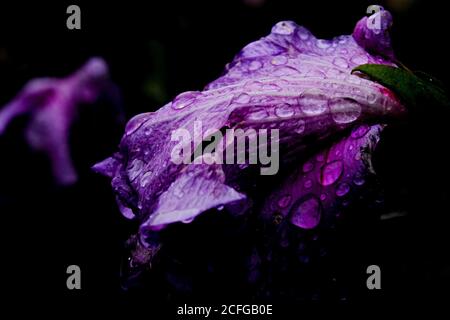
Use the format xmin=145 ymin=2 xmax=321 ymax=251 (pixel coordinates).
xmin=0 ymin=58 xmax=114 ymax=185
xmin=94 ymin=10 xmax=406 ymax=246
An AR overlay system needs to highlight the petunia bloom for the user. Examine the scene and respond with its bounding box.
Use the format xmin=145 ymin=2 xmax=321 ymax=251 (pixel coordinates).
xmin=0 ymin=58 xmax=115 ymax=185
xmin=94 ymin=9 xmax=405 ymax=249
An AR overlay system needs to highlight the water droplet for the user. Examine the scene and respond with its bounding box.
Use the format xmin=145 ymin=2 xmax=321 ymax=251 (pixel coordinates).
xmin=290 ymin=196 xmax=322 ymax=229
xmin=271 ymin=55 xmax=288 ymax=66
xmin=295 ymin=119 xmax=306 ymax=134
xmin=173 ymin=186 xmax=184 ymax=198
xmin=366 ymin=92 xmax=377 ymax=104
xmin=352 ymin=87 xmax=363 ymax=96
xmin=353 ymin=175 xmax=365 ymax=186
xmin=306 ymin=70 xmax=326 ymax=78
xmin=303 ymin=161 xmax=314 ymax=173
xmin=248 ymin=60 xmax=263 ymax=71
xmin=298 ymin=89 xmax=328 ymax=116
xmin=140 ymin=171 xmax=153 ymax=188
xmin=248 ymin=108 xmax=269 ymax=120
xmin=320 ymin=160 xmax=343 ymax=186
xmin=144 ymin=127 xmax=152 ymax=136
xmin=272 ymin=21 xmax=294 ymax=35
xmin=262 ymin=83 xmax=282 ymax=91
xmin=350 ymin=54 xmax=369 ymax=65
xmin=320 ymin=193 xmax=327 ymax=201
xmin=128 ymin=160 xmax=144 ymax=181
xmin=297 ymin=27 xmax=310 ymax=40
xmin=125 ymin=113 xmax=151 ymax=135
xmin=336 ymin=183 xmax=350 ymax=197
xmin=275 ymin=103 xmax=294 ymax=118
xmin=182 ymin=217 xmax=195 ymax=224
xmin=233 ymin=93 xmax=251 ymax=104
xmin=217 ymin=205 xmax=225 ymax=211
xmin=329 ymin=98 xmax=362 ymax=124
xmin=316 ymin=39 xmax=331 ymax=49
xmin=351 ymin=124 xmax=370 ymax=139
xmin=172 ymin=91 xmax=201 ymax=110
xmin=278 ymin=195 xmax=292 ymax=208
xmin=332 ymin=57 xmax=349 ymax=69
xmin=304 ymin=179 xmax=313 ymax=189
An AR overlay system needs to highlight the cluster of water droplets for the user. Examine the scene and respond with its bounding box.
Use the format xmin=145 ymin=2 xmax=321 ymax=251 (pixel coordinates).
xmin=273 ymin=123 xmax=375 ymax=230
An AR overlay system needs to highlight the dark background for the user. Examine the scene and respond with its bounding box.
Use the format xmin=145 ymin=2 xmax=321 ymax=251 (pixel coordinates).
xmin=0 ymin=0 xmax=449 ymax=315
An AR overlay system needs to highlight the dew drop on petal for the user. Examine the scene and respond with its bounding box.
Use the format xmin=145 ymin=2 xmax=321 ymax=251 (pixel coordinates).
xmin=173 ymin=186 xmax=184 ymax=198
xmin=329 ymin=98 xmax=362 ymax=124
xmin=353 ymin=175 xmax=365 ymax=186
xmin=272 ymin=21 xmax=294 ymax=35
xmin=275 ymin=103 xmax=294 ymax=118
xmin=263 ymin=83 xmax=282 ymax=91
xmin=144 ymin=127 xmax=152 ymax=136
xmin=233 ymin=92 xmax=251 ymax=104
xmin=244 ymin=81 xmax=259 ymax=90
xmin=316 ymin=153 xmax=325 ymax=162
xmin=303 ymin=161 xmax=314 ymax=173
xmin=182 ymin=217 xmax=195 ymax=224
xmin=306 ymin=70 xmax=326 ymax=78
xmin=271 ymin=55 xmax=288 ymax=66
xmin=298 ymin=89 xmax=328 ymax=116
xmin=248 ymin=60 xmax=263 ymax=71
xmin=125 ymin=113 xmax=151 ymax=135
xmin=128 ymin=159 xmax=144 ymax=181
xmin=350 ymin=54 xmax=369 ymax=65
xmin=278 ymin=195 xmax=292 ymax=208
xmin=332 ymin=57 xmax=349 ymax=69
xmin=295 ymin=119 xmax=306 ymax=134
xmin=336 ymin=183 xmax=350 ymax=197
xmin=320 ymin=160 xmax=344 ymax=186
xmin=297 ymin=27 xmax=310 ymax=40
xmin=366 ymin=92 xmax=378 ymax=104
xmin=172 ymin=91 xmax=201 ymax=110
xmin=304 ymin=179 xmax=313 ymax=189
xmin=316 ymin=39 xmax=331 ymax=49
xmin=140 ymin=171 xmax=153 ymax=188
xmin=290 ymin=196 xmax=322 ymax=229
xmin=248 ymin=108 xmax=269 ymax=120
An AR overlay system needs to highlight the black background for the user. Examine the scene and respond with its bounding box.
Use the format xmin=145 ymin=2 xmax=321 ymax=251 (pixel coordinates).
xmin=0 ymin=0 xmax=449 ymax=315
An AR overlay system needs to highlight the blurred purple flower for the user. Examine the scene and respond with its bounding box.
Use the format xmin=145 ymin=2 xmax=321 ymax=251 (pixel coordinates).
xmin=0 ymin=58 xmax=115 ymax=185
xmin=94 ymin=10 xmax=406 ymax=246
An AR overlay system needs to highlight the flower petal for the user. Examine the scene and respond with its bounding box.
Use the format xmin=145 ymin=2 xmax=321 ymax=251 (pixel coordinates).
xmin=0 ymin=58 xmax=114 ymax=185
xmin=94 ymin=10 xmax=406 ymax=242
xmin=262 ymin=124 xmax=383 ymax=230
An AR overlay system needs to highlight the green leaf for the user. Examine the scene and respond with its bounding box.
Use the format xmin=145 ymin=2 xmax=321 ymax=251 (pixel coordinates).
xmin=352 ymin=64 xmax=450 ymax=110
